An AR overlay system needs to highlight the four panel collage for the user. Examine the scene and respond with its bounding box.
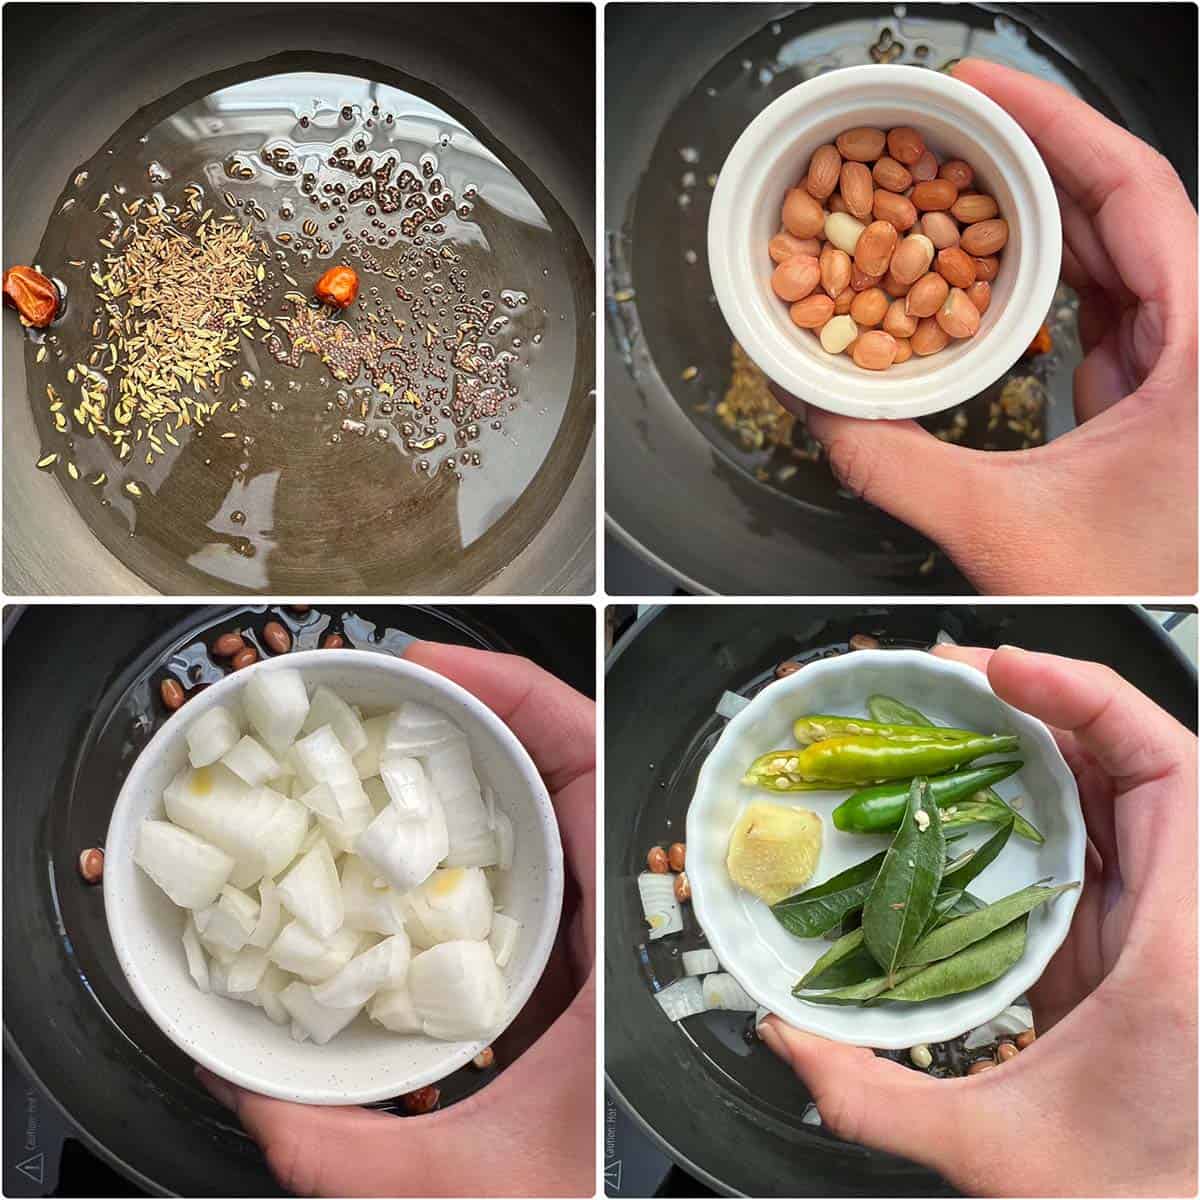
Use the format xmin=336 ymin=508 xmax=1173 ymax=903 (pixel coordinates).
xmin=1 ymin=3 xmax=1196 ymax=1199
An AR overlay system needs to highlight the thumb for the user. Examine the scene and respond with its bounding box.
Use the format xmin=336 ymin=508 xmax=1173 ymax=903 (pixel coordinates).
xmin=799 ymin=402 xmax=995 ymax=551
xmin=758 ymin=1017 xmax=988 ymax=1170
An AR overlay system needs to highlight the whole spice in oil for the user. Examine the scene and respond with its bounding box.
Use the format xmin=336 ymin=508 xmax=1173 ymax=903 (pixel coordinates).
xmin=314 ymin=264 xmax=360 ymax=309
xmin=3 ymin=265 xmax=59 ymax=327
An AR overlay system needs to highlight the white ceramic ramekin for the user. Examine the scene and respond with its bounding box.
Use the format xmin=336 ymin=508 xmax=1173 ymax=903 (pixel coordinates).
xmin=104 ymin=650 xmax=564 ymax=1104
xmin=687 ymin=650 xmax=1083 ymax=1049
xmin=708 ymin=65 xmax=1062 ymax=419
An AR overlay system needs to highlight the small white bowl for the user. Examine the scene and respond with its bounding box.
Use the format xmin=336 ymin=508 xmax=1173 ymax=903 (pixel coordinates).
xmin=687 ymin=650 xmax=1083 ymax=1048
xmin=708 ymin=64 xmax=1062 ymax=419
xmin=104 ymin=649 xmax=564 ymax=1104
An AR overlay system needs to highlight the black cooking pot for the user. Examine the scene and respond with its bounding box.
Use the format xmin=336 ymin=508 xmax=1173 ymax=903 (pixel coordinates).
xmin=605 ymin=604 xmax=1195 ymax=1196
xmin=3 ymin=3 xmax=595 ymax=595
xmin=605 ymin=3 xmax=1197 ymax=595
xmin=3 ymin=603 xmax=592 ymax=1196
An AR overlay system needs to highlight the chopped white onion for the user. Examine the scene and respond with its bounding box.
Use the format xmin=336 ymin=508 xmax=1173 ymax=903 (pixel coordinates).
xmin=427 ymin=742 xmax=497 ymax=868
xmin=404 ymin=868 xmax=494 ymax=949
xmin=244 ymin=668 xmax=310 ymax=754
xmin=186 ymin=705 xmax=242 ymax=768
xmin=255 ymin=963 xmax=292 ymax=1024
xmin=379 ymin=754 xmax=435 ymax=820
xmin=296 ymin=823 xmax=324 ymax=857
xmin=221 ymin=735 xmax=281 ymax=787
xmin=935 ymin=629 xmax=959 ymax=646
xmin=302 ymin=685 xmax=369 ymax=757
xmin=340 ymin=855 xmax=407 ymax=935
xmin=353 ymin=714 xmax=392 ymax=779
xmin=963 ymin=1004 xmax=1034 ymax=1049
xmin=715 ymin=690 xmax=751 ymax=720
xmin=279 ymin=982 xmax=362 ymax=1045
xmin=492 ymin=808 xmax=514 ymax=871
xmin=294 ymin=725 xmax=373 ymax=851
xmin=363 ymin=776 xmax=391 ymax=815
xmin=637 ymin=872 xmax=683 ymax=940
xmin=489 ymin=912 xmax=520 ymax=968
xmin=257 ymin=788 xmax=310 ymax=879
xmin=268 ymin=921 xmax=361 ymax=983
xmin=247 ymin=879 xmax=282 ymax=949
xmin=312 ymin=933 xmax=410 ymax=1007
xmin=654 ymin=977 xmax=705 ymax=1022
xmin=291 ymin=1020 xmax=310 ymax=1043
xmin=226 ymin=945 xmax=270 ymax=993
xmin=702 ymin=973 xmax=758 ymax=1012
xmin=182 ymin=916 xmax=211 ymax=992
xmin=408 ymin=941 xmax=506 ymax=1041
xmin=682 ymin=949 xmax=720 ymax=977
xmin=134 ymin=820 xmax=234 ymax=909
xmin=276 ymin=839 xmax=344 ymax=940
xmin=369 ymin=985 xmax=422 ymax=1034
xmin=295 ymin=781 xmax=340 ymax=822
xmin=383 ymin=701 xmax=465 ymax=758
xmin=194 ymin=885 xmax=260 ymax=955
xmin=355 ymin=796 xmax=448 ymax=892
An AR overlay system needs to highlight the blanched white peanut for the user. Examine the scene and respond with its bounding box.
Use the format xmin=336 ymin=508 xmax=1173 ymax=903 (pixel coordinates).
xmin=819 ymin=314 xmax=858 ymax=354
xmin=823 ymin=211 xmax=866 ymax=255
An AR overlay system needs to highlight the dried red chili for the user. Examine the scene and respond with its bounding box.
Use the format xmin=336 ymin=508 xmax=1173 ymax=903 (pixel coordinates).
xmin=314 ymin=265 xmax=359 ymax=309
xmin=3 ymin=266 xmax=59 ymax=327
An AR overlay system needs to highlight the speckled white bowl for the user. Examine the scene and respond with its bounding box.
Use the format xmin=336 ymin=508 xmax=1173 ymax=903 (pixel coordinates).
xmin=708 ymin=64 xmax=1061 ymax=418
xmin=687 ymin=650 xmax=1083 ymax=1048
xmin=104 ymin=649 xmax=564 ymax=1105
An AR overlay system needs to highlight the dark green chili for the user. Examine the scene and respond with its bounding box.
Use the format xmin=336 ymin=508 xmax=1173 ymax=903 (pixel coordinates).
xmin=798 ymin=733 xmax=1019 ymax=786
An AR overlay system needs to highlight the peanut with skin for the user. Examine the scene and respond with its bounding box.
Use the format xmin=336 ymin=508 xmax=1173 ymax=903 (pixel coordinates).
xmin=852 ymin=330 xmax=898 ymax=370
xmin=872 ymin=156 xmax=912 ymax=193
xmin=892 ymin=336 xmax=912 ymax=364
xmin=911 ymin=315 xmax=951 ymax=355
xmin=836 ymin=126 xmax=887 ymax=162
xmin=936 ymin=247 xmax=977 ymax=288
xmin=881 ymin=268 xmax=912 ymax=298
xmin=890 ymin=233 xmax=935 ymax=284
xmin=872 ymin=190 xmax=918 ymax=232
xmin=769 ymin=231 xmax=821 ymax=263
xmin=833 ymin=286 xmax=854 ymax=315
xmin=973 ymin=255 xmax=999 ymax=282
xmin=647 ymin=846 xmax=669 ymax=874
xmin=886 ymin=126 xmax=925 ymax=165
xmin=850 ymin=287 xmax=889 ymax=328
xmin=790 ymin=293 xmax=836 ymax=328
xmin=806 ymin=144 xmax=842 ymax=200
xmin=905 ymin=272 xmax=950 ymax=318
xmin=771 ymin=256 xmax=820 ymax=302
xmin=853 ymin=220 xmax=897 ymax=277
xmin=936 ymin=287 xmax=981 ymax=338
xmin=911 ymin=179 xmax=958 ymax=212
xmin=951 ymin=193 xmax=999 ymax=224
xmin=782 ymin=188 xmax=826 ymax=238
xmin=960 ymin=218 xmax=1009 ymax=256
xmin=883 ymin=298 xmax=918 ymax=339
xmin=965 ymin=280 xmax=991 ymax=313
xmin=839 ymin=161 xmax=875 ymax=221
xmin=850 ymin=264 xmax=883 ymax=292
xmin=910 ymin=149 xmax=938 ymax=182
xmin=920 ymin=211 xmax=960 ymax=250
xmin=819 ymin=244 xmax=852 ymax=298
xmin=939 ymin=159 xmax=974 ymax=190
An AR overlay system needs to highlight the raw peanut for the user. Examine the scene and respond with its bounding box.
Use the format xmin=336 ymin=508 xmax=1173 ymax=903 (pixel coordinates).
xmin=78 ymin=847 xmax=105 ymax=884
xmin=782 ymin=188 xmax=826 ymax=238
xmin=911 ymin=179 xmax=958 ymax=211
xmin=850 ymin=265 xmax=883 ymax=292
xmin=936 ymin=246 xmax=977 ymax=288
xmin=839 ymin=162 xmax=875 ymax=220
xmin=851 ymin=330 xmax=898 ymax=370
xmin=886 ymin=126 xmax=925 ymax=166
xmin=836 ymin=126 xmax=886 ymax=162
xmin=806 ymin=144 xmax=842 ymax=200
xmin=920 ymin=211 xmax=959 ymax=250
xmin=160 ymin=678 xmax=186 ymax=710
xmin=997 ymin=1041 xmax=1019 ymax=1063
xmin=674 ymin=872 xmax=691 ymax=903
xmin=890 ymin=233 xmax=935 ymax=285
xmin=965 ymin=280 xmax=991 ymax=313
xmin=850 ymin=287 xmax=889 ymax=328
xmin=911 ymin=315 xmax=951 ymax=355
xmin=819 ymin=314 xmax=858 ymax=353
xmin=973 ymin=255 xmax=999 ymax=282
xmin=473 ymin=1047 xmax=496 ymax=1069
xmin=824 ymin=211 xmax=865 ymax=255
xmin=819 ymin=244 xmax=852 ymax=298
xmin=881 ymin=269 xmax=912 ymax=298
xmin=853 ymin=220 xmax=897 ymax=277
xmin=789 ymin=293 xmax=836 ymax=328
xmin=967 ymin=1060 xmax=995 ymax=1076
xmin=828 ymin=193 xmax=849 ymax=214
xmin=321 ymin=632 xmax=345 ymax=649
xmin=872 ymin=156 xmax=912 ymax=193
xmin=668 ymin=843 xmax=687 ymax=872
xmin=960 ymin=218 xmax=1009 ymax=255
xmin=402 ymin=1086 xmax=441 ymax=1114
xmin=883 ymin=297 xmax=917 ymax=339
xmin=647 ymin=846 xmax=669 ymax=873
xmin=212 ymin=631 xmax=246 ymax=657
xmin=849 ymin=634 xmax=881 ymax=650
xmin=905 ymin=271 xmax=950 ymax=318
xmin=769 ymin=231 xmax=821 ymax=263
xmin=892 ymin=337 xmax=913 ymax=364
xmin=936 ymin=287 xmax=981 ymax=338
xmin=833 ymin=286 xmax=854 ymax=315
xmin=952 ymin=193 xmax=999 ymax=224
xmin=1015 ymin=1029 xmax=1037 ymax=1050
xmin=939 ymin=159 xmax=974 ymax=190
xmin=262 ymin=620 xmax=292 ymax=654
xmin=872 ymin=190 xmax=917 ymax=232
xmin=232 ymin=647 xmax=259 ymax=670
xmin=771 ymin=255 xmax=820 ymax=302
xmin=910 ymin=149 xmax=939 ymax=182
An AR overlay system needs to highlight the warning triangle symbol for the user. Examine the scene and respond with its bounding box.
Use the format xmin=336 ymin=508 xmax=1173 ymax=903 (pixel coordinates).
xmin=16 ymin=1151 xmax=44 ymax=1185
xmin=603 ymin=1158 xmax=622 ymax=1191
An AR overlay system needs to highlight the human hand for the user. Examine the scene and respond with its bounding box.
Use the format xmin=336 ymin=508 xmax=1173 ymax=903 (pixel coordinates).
xmin=776 ymin=59 xmax=1198 ymax=595
xmin=759 ymin=644 xmax=1197 ymax=1197
xmin=197 ymin=641 xmax=596 ymax=1197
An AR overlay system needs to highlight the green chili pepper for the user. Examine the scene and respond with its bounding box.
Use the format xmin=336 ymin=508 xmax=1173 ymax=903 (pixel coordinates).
xmin=740 ymin=749 xmax=846 ymax=791
xmin=866 ymin=695 xmax=934 ymax=726
xmin=796 ymin=733 xmax=1019 ymax=786
xmin=792 ymin=715 xmax=983 ymax=746
xmin=832 ymin=760 xmax=1023 ymax=830
xmin=870 ymin=916 xmax=1029 ymax=1004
